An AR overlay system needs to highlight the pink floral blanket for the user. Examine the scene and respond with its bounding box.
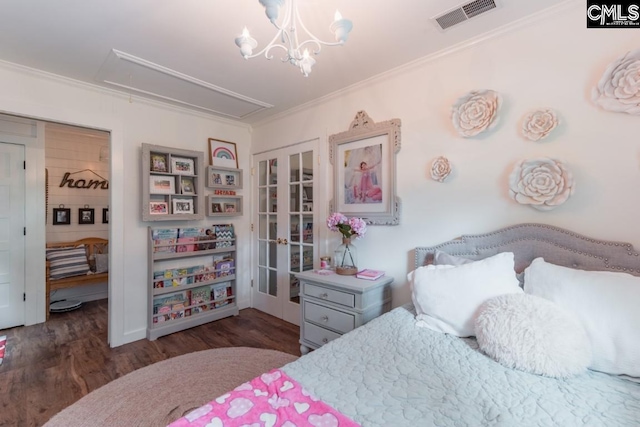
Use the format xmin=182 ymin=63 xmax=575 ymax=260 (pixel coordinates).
xmin=169 ymin=369 xmax=360 ymax=427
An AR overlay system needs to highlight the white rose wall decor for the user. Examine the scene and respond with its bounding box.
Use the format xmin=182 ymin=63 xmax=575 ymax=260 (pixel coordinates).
xmin=592 ymin=48 xmax=640 ymax=115
xmin=521 ymin=109 xmax=559 ymax=141
xmin=430 ymin=157 xmax=452 ymax=182
xmin=451 ymin=90 xmax=502 ymax=137
xmin=508 ymin=158 xmax=575 ymax=211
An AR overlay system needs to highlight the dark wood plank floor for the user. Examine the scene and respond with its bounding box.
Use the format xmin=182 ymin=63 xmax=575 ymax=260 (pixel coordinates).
xmin=0 ymin=299 xmax=300 ymax=427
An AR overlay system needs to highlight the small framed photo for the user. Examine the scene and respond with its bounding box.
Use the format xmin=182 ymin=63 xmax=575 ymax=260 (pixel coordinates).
xmin=208 ymin=138 xmax=238 ymax=168
xmin=180 ymin=176 xmax=195 ymax=195
xmin=150 ymin=153 xmax=168 ymax=172
xmin=102 ymin=208 xmax=109 ymax=224
xmin=171 ymin=157 xmax=195 ymax=175
xmin=172 ymin=198 xmax=194 ymax=214
xmin=53 ymin=208 xmax=71 ymax=225
xmin=79 ymin=208 xmax=95 ymax=225
xmin=212 ymin=172 xmax=222 ymax=185
xmin=212 ymin=203 xmax=222 ymax=213
xmin=150 ymin=175 xmax=175 ymax=194
xmin=225 ymin=174 xmax=235 ymax=186
xmin=224 ymin=202 xmax=236 ymax=213
xmin=149 ymin=201 xmax=168 ymax=215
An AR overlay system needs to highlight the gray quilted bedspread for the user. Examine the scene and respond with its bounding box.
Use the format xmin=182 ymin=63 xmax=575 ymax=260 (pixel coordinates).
xmin=282 ymin=305 xmax=640 ymax=427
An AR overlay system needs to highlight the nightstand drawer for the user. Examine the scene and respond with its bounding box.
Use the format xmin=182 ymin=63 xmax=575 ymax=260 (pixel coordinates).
xmin=304 ymin=283 xmax=355 ymax=308
xmin=304 ymin=321 xmax=341 ymax=347
xmin=304 ymin=301 xmax=355 ymax=334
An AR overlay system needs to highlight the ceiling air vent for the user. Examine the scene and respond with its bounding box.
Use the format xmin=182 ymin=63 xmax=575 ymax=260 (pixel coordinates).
xmin=433 ymin=0 xmax=498 ymax=31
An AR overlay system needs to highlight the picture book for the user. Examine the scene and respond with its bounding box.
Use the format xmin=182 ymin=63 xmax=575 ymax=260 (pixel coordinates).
xmin=188 ymin=265 xmax=203 ymax=284
xmin=176 ymin=236 xmax=197 ymax=252
xmin=214 ymin=224 xmax=234 ymax=247
xmin=152 ymin=228 xmax=179 ymax=240
xmin=178 ymin=227 xmax=205 ymax=238
xmin=215 ymin=258 xmax=235 ymax=278
xmin=190 ymin=285 xmax=211 ymax=305
xmin=172 ymin=268 xmax=189 ymax=287
xmin=153 ymin=270 xmax=172 ymax=288
xmin=198 ymin=265 xmax=217 ymax=283
xmin=356 ymin=269 xmax=385 ymax=280
xmin=212 ymin=283 xmax=232 ymax=308
xmin=197 ymin=228 xmax=217 ymax=250
xmin=153 ymin=238 xmax=176 ymax=253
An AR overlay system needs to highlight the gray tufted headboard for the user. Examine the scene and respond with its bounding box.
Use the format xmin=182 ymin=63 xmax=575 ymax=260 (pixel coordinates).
xmin=414 ymin=223 xmax=640 ymax=276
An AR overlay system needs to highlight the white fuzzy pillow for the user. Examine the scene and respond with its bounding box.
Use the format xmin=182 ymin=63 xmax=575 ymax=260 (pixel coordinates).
xmin=475 ymin=293 xmax=592 ymax=378
xmin=408 ymin=252 xmax=522 ymax=337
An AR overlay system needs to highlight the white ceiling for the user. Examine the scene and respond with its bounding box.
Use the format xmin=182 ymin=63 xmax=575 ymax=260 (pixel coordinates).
xmin=0 ymin=0 xmax=566 ymax=124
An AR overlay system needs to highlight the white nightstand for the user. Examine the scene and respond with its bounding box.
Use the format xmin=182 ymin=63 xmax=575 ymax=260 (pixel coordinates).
xmin=295 ymin=270 xmax=393 ymax=355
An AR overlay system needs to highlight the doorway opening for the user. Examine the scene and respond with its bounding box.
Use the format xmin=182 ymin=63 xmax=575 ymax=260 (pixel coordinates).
xmin=45 ymin=122 xmax=111 ymax=320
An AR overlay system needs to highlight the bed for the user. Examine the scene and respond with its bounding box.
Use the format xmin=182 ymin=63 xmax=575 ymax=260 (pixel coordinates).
xmin=171 ymin=223 xmax=640 ymax=427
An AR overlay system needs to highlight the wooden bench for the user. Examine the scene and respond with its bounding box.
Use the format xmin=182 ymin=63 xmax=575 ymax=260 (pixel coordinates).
xmin=46 ymin=237 xmax=108 ymax=319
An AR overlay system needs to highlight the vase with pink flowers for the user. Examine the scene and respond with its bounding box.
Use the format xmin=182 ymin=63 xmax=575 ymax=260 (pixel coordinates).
xmin=327 ymin=212 xmax=367 ymax=275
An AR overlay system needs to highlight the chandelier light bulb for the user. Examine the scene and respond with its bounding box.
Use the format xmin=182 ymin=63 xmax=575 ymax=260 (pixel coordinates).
xmin=330 ymin=11 xmax=353 ymax=44
xmin=299 ymin=49 xmax=316 ymax=77
xmin=234 ymin=27 xmax=258 ymax=59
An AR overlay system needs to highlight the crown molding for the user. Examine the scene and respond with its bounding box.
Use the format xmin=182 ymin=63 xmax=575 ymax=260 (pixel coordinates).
xmin=251 ymin=0 xmax=579 ymax=129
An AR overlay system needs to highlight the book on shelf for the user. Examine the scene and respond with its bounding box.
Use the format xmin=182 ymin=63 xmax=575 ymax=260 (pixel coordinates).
xmin=215 ymin=258 xmax=235 ymax=278
xmin=356 ymin=269 xmax=385 ymax=280
xmin=212 ymin=282 xmax=233 ymax=308
xmin=152 ymin=228 xmax=179 ymax=240
xmin=214 ymin=224 xmax=235 ymax=248
xmin=178 ymin=227 xmax=205 ymax=237
xmin=176 ymin=236 xmax=197 ymax=252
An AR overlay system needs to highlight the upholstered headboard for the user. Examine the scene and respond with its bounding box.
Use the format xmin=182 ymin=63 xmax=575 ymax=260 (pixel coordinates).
xmin=414 ymin=223 xmax=640 ymax=276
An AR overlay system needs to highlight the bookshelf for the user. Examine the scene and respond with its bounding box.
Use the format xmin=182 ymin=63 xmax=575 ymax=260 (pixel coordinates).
xmin=142 ymin=143 xmax=205 ymax=221
xmin=147 ymin=225 xmax=239 ymax=340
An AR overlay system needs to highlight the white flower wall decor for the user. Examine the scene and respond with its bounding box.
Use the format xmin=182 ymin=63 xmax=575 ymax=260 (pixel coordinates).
xmin=592 ymin=48 xmax=640 ymax=115
xmin=430 ymin=156 xmax=452 ymax=182
xmin=521 ymin=109 xmax=559 ymax=141
xmin=508 ymin=158 xmax=574 ymax=211
xmin=451 ymin=90 xmax=502 ymax=137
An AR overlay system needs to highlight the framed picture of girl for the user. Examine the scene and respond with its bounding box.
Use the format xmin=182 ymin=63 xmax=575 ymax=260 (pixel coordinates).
xmin=330 ymin=111 xmax=401 ymax=225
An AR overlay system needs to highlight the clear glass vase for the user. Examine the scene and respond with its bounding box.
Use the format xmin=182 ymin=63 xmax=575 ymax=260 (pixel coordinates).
xmin=334 ymin=237 xmax=358 ymax=275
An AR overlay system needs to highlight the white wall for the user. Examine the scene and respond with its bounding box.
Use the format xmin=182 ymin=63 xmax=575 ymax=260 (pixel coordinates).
xmin=0 ymin=62 xmax=252 ymax=346
xmin=252 ymin=2 xmax=640 ymax=306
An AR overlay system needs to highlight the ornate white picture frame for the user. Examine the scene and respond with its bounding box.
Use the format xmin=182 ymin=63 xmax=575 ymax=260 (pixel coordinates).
xmin=329 ymin=111 xmax=401 ymax=225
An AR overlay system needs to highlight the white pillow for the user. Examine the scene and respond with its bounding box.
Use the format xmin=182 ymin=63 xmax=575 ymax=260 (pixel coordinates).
xmin=408 ymin=252 xmax=522 ymax=337
xmin=475 ymin=293 xmax=592 ymax=378
xmin=524 ymin=257 xmax=640 ymax=377
xmin=434 ymin=250 xmax=525 ymax=287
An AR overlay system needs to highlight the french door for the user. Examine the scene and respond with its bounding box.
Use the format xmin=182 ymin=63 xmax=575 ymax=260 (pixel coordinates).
xmin=252 ymin=140 xmax=318 ymax=325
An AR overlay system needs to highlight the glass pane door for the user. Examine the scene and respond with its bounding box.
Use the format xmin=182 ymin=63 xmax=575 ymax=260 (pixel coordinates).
xmin=252 ymin=140 xmax=318 ymax=324
xmin=254 ymin=156 xmax=280 ymax=315
xmin=288 ymin=150 xmax=314 ymax=304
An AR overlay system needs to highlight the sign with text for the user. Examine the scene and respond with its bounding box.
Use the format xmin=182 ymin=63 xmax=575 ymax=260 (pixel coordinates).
xmin=587 ymin=1 xmax=640 ymax=27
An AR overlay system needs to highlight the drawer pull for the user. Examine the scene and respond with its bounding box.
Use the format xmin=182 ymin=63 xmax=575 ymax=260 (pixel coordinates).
xmin=320 ymin=315 xmax=329 ymax=322
xmin=322 ymin=337 xmax=329 ymax=344
xmin=319 ymin=292 xmax=329 ymax=299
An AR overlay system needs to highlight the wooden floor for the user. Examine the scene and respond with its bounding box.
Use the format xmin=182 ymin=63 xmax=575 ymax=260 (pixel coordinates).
xmin=0 ymin=300 xmax=300 ymax=427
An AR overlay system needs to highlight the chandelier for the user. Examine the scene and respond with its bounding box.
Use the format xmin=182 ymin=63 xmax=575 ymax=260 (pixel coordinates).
xmin=235 ymin=0 xmax=353 ymax=77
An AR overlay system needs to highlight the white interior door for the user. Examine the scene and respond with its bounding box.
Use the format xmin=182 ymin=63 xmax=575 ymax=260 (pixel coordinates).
xmin=0 ymin=142 xmax=26 ymax=329
xmin=252 ymin=140 xmax=317 ymax=324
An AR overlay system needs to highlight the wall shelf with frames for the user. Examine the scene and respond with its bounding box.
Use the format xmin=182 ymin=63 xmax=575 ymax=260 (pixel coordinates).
xmin=142 ymin=143 xmax=205 ymax=221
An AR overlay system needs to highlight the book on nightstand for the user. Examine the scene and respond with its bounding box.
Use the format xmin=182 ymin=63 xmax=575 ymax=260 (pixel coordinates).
xmin=356 ymin=269 xmax=385 ymax=280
